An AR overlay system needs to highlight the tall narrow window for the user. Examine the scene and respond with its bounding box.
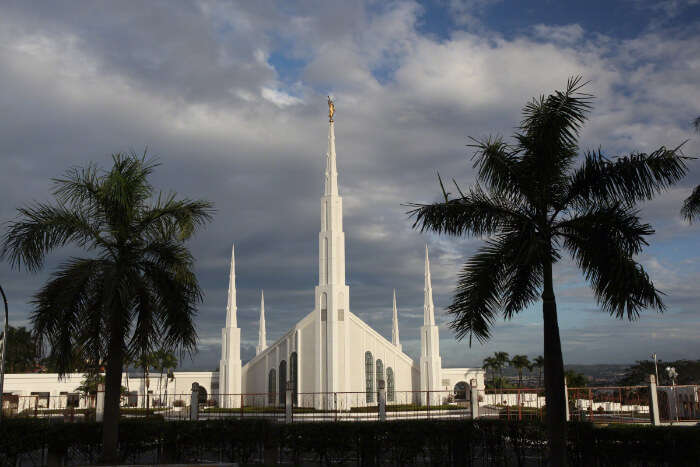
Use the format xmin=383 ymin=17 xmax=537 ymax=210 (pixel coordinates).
xmin=376 ymin=359 xmax=384 ymax=387
xmin=268 ymin=369 xmax=276 ymax=405
xmin=323 ymin=237 xmax=329 ymax=284
xmin=279 ymin=360 xmax=287 ymax=405
xmin=365 ymin=351 xmax=374 ymax=403
xmin=290 ymin=352 xmax=298 ymax=406
xmin=387 ymin=367 xmax=395 ymax=402
xmin=321 ymin=293 xmax=327 ymax=321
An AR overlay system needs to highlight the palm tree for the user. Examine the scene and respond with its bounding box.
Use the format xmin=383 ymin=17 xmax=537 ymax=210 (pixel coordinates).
xmin=134 ymin=351 xmax=157 ymax=410
xmin=533 ymin=355 xmax=545 ymax=388
xmin=154 ymin=349 xmax=178 ymax=406
xmin=408 ymin=77 xmax=687 ymax=465
xmin=681 ymin=117 xmax=699 ymax=222
xmin=1 ymin=153 xmax=213 ymax=461
xmin=482 ymin=356 xmax=497 ymax=388
xmin=510 ymin=354 xmax=531 ymax=388
xmin=493 ymin=351 xmax=510 ymax=394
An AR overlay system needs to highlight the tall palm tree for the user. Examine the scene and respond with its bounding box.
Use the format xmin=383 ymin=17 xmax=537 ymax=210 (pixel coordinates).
xmin=154 ymin=348 xmax=177 ymax=406
xmin=482 ymin=356 xmax=497 ymax=388
xmin=493 ymin=351 xmax=510 ymax=394
xmin=533 ymin=355 xmax=545 ymax=388
xmin=681 ymin=116 xmax=699 ymax=222
xmin=1 ymin=153 xmax=213 ymax=461
xmin=134 ymin=351 xmax=157 ymax=410
xmin=510 ymin=354 xmax=531 ymax=388
xmin=408 ymin=77 xmax=687 ymax=465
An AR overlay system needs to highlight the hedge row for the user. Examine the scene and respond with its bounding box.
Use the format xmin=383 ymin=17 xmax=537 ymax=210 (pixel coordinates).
xmin=1 ymin=418 xmax=699 ymax=466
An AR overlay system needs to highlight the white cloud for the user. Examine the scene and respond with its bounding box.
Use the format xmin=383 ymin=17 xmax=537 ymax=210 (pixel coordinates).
xmin=532 ymin=24 xmax=585 ymax=44
xmin=260 ymin=87 xmax=303 ymax=107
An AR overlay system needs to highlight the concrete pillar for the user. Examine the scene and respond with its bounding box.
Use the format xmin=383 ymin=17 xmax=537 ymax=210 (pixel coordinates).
xmin=190 ymin=383 xmax=199 ymax=421
xmin=95 ymin=383 xmax=105 ymax=422
xmin=470 ymin=379 xmax=479 ymax=419
xmin=564 ymin=377 xmax=570 ymax=422
xmin=378 ymin=380 xmax=386 ymax=422
xmin=285 ymin=385 xmax=293 ymax=424
xmin=649 ymin=374 xmax=660 ymax=426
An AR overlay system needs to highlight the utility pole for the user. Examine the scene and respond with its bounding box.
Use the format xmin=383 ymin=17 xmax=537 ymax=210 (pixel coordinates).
xmin=0 ymin=285 xmax=9 ymax=425
xmin=651 ymin=353 xmax=659 ymax=386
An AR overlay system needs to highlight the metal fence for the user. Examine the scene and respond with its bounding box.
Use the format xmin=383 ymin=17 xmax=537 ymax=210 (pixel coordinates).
xmin=3 ymin=383 xmax=698 ymax=425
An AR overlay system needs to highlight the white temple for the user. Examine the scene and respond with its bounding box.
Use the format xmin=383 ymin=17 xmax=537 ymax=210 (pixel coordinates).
xmin=217 ymin=102 xmax=484 ymax=408
xmin=2 ymin=102 xmax=484 ymax=410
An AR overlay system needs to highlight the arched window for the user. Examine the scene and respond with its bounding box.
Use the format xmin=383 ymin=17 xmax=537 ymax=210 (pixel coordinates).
xmin=290 ymin=352 xmax=298 ymax=405
xmin=321 ymin=293 xmax=327 ymax=321
xmin=386 ymin=367 xmax=395 ymax=402
xmin=365 ymin=351 xmax=374 ymax=402
xmin=454 ymin=381 xmax=468 ymax=401
xmin=268 ymin=369 xmax=276 ymax=405
xmin=279 ymin=360 xmax=287 ymax=405
xmin=376 ymin=359 xmax=384 ymax=387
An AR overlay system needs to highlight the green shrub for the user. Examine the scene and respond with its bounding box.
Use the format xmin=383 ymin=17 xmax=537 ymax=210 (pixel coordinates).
xmin=2 ymin=417 xmax=699 ymax=466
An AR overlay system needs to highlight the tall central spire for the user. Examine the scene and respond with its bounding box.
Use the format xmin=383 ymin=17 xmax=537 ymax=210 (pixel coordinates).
xmin=314 ymin=97 xmax=349 ymax=401
xmin=324 ymin=115 xmax=338 ymax=197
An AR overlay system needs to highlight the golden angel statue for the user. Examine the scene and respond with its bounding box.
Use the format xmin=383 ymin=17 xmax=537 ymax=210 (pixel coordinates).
xmin=327 ymin=96 xmax=335 ymax=122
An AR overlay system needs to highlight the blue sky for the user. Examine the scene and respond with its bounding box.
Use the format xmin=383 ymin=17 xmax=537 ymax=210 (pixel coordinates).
xmin=0 ymin=0 xmax=698 ymax=370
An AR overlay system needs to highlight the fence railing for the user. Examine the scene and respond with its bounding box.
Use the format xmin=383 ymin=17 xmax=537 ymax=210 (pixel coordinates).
xmin=3 ymin=378 xmax=697 ymax=425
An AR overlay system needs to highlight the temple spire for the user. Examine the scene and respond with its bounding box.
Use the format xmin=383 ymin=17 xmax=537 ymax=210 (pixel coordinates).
xmin=392 ymin=289 xmax=401 ymax=351
xmin=424 ymin=245 xmax=435 ymax=326
xmin=257 ymin=290 xmax=267 ymax=355
xmin=225 ymin=244 xmax=237 ymax=328
xmin=324 ymin=99 xmax=338 ymax=197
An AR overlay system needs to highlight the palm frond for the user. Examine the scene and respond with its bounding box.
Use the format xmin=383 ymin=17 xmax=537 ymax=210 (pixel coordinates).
xmin=681 ymin=185 xmax=700 ymax=222
xmin=566 ymin=146 xmax=689 ymax=208
xmin=408 ymin=184 xmax=530 ymax=237
xmin=556 ymin=205 xmax=653 ymax=256
xmin=138 ymin=196 xmax=215 ymax=241
xmin=31 ymin=258 xmax=109 ymax=374
xmin=447 ymin=238 xmax=511 ymax=345
xmin=562 ymin=214 xmax=664 ymax=319
xmin=2 ymin=204 xmax=109 ymax=271
xmin=469 ymin=135 xmax=526 ymax=198
xmin=517 ymin=76 xmax=592 ymax=180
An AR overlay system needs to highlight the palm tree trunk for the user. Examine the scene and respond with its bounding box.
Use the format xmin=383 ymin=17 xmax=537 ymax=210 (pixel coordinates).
xmin=542 ymin=259 xmax=567 ymax=466
xmin=101 ymin=311 xmax=124 ymax=463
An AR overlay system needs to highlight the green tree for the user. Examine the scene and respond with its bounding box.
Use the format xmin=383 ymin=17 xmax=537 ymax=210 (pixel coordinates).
xmin=1 ymin=153 xmax=213 ymax=461
xmin=5 ymin=326 xmax=40 ymax=372
xmin=533 ymin=355 xmax=545 ymax=388
xmin=134 ymin=351 xmax=157 ymax=410
xmin=681 ymin=117 xmax=699 ymax=222
xmin=493 ymin=351 xmax=510 ymax=393
xmin=408 ymin=77 xmax=687 ymax=465
xmin=153 ymin=348 xmax=178 ymax=406
xmin=510 ymin=354 xmax=531 ymax=388
xmin=482 ymin=356 xmax=498 ymax=387
xmin=564 ymin=370 xmax=588 ymax=388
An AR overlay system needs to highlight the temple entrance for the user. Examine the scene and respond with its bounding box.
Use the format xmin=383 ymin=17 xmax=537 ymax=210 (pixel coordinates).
xmin=454 ymin=381 xmax=469 ymax=401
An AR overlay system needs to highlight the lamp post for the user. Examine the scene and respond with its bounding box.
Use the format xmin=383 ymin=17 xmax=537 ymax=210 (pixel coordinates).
xmin=0 ymin=285 xmax=9 ymax=425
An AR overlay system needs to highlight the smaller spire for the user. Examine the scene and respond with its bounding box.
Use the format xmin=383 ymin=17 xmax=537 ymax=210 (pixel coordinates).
xmin=392 ymin=289 xmax=401 ymax=350
xmin=424 ymin=245 xmax=435 ymax=326
xmin=257 ymin=290 xmax=267 ymax=355
xmin=225 ymin=244 xmax=237 ymax=328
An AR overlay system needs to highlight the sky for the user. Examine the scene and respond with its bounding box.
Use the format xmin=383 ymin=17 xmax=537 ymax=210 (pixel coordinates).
xmin=1 ymin=0 xmax=699 ymax=370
